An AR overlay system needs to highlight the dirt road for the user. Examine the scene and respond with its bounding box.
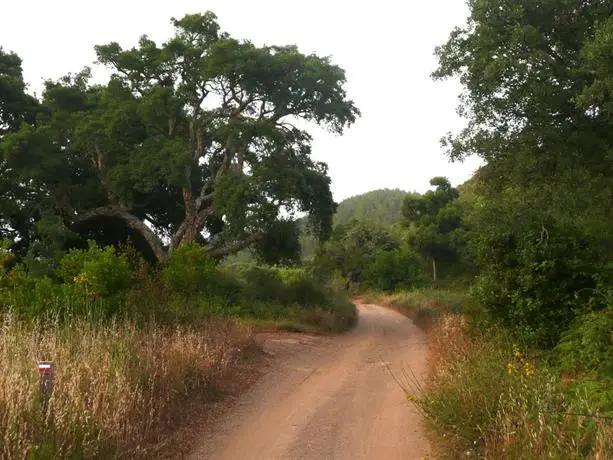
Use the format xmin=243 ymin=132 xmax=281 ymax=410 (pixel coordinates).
xmin=188 ymin=303 xmax=430 ymax=460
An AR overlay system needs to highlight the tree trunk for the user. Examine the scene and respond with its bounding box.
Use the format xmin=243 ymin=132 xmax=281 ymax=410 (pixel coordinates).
xmin=432 ymin=257 xmax=437 ymax=282
xmin=181 ymin=222 xmax=199 ymax=245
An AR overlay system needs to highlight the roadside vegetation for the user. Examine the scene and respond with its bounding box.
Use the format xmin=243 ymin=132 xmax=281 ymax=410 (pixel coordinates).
xmin=0 ymin=242 xmax=355 ymax=458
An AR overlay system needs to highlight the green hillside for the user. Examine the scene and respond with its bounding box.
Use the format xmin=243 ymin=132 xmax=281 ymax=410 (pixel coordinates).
xmin=333 ymin=188 xmax=409 ymax=227
xmin=299 ymin=188 xmax=410 ymax=260
xmin=227 ymin=189 xmax=410 ymax=263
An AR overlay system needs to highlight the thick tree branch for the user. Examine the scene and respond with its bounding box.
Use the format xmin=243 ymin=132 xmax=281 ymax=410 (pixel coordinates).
xmin=195 ymin=183 xmax=214 ymax=210
xmin=73 ymin=205 xmax=166 ymax=262
xmin=169 ymin=220 xmax=188 ymax=252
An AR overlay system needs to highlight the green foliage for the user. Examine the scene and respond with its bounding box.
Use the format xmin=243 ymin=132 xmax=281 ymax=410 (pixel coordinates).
xmin=253 ymin=220 xmax=302 ymax=266
xmin=311 ymin=220 xmax=410 ymax=289
xmin=278 ymin=267 xmax=330 ymax=307
xmin=333 ymin=188 xmax=409 ymax=227
xmin=58 ymin=241 xmax=132 ymax=298
xmin=162 ymin=243 xmax=217 ymax=296
xmin=364 ymin=248 xmax=422 ymax=292
xmin=231 ymin=264 xmax=287 ymax=304
xmin=0 ymin=48 xmax=40 ymax=250
xmin=0 ymin=242 xmax=132 ymax=319
xmin=0 ymin=12 xmax=359 ymax=264
xmin=414 ymin=322 xmax=612 ymax=459
xmin=401 ymin=177 xmax=465 ymax=281
xmin=432 ymin=0 xmax=613 ymax=344
xmin=471 ymin=222 xmax=601 ymax=346
xmin=296 ymin=188 xmax=409 ymax=261
xmin=556 ymin=305 xmax=613 ymax=379
xmin=0 ymin=48 xmax=38 ymax=134
xmin=230 ymin=264 xmax=329 ymax=309
xmin=0 ymin=241 xmax=356 ymax=334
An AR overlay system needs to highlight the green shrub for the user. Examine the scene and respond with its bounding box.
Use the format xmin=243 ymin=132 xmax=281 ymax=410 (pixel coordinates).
xmin=162 ymin=244 xmax=218 ymax=296
xmin=0 ymin=243 xmax=132 ymax=319
xmin=58 ymin=241 xmax=132 ymax=298
xmin=364 ymin=248 xmax=422 ymax=292
xmin=556 ymin=306 xmax=613 ymax=379
xmin=410 ymin=315 xmax=613 ymax=459
xmin=277 ymin=267 xmax=328 ymax=307
xmin=471 ymin=224 xmax=600 ymax=346
xmin=212 ymin=268 xmax=246 ymax=306
xmin=231 ymin=264 xmax=287 ymax=303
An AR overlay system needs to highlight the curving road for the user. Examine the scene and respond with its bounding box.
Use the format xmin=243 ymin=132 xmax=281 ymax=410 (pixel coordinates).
xmin=188 ymin=303 xmax=430 ymax=460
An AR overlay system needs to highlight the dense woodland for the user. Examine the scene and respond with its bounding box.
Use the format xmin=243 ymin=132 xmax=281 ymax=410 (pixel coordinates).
xmin=315 ymin=0 xmax=613 ymax=352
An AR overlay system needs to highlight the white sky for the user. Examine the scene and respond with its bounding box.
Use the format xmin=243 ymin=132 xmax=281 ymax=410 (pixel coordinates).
xmin=0 ymin=0 xmax=482 ymax=201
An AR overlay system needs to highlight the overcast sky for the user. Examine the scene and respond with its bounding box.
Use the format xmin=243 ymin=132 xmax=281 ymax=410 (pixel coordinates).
xmin=0 ymin=0 xmax=482 ymax=201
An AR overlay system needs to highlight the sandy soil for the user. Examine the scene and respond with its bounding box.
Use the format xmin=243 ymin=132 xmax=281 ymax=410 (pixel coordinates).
xmin=187 ymin=303 xmax=430 ymax=460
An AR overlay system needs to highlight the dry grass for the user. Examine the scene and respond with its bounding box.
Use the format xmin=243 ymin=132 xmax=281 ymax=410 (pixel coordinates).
xmin=401 ymin=313 xmax=613 ymax=459
xmin=0 ymin=314 xmax=252 ymax=459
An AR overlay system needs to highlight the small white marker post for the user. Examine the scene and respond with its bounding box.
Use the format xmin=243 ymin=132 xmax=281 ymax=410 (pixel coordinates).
xmin=37 ymin=361 xmax=55 ymax=410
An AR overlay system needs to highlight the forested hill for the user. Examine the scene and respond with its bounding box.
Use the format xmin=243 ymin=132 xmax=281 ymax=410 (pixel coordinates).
xmin=333 ymin=189 xmax=409 ymax=227
xmin=298 ymin=188 xmax=409 ymax=259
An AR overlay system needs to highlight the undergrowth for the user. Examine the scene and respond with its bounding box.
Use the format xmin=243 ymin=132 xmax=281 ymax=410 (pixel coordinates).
xmin=398 ymin=313 xmax=613 ymax=459
xmin=366 ymin=287 xmax=613 ymax=458
xmin=0 ymin=243 xmax=357 ymax=457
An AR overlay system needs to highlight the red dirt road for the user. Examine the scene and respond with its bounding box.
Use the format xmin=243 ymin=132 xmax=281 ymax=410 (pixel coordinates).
xmin=188 ymin=303 xmax=430 ymax=460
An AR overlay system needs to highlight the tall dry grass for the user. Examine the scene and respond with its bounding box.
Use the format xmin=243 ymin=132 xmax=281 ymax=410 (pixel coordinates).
xmin=0 ymin=314 xmax=252 ymax=458
xmin=400 ymin=314 xmax=613 ymax=459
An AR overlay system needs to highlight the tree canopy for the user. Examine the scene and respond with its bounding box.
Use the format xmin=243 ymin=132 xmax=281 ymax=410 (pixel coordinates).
xmin=402 ymin=177 xmax=463 ymax=281
xmin=434 ymin=0 xmax=613 ymax=344
xmin=0 ymin=12 xmax=359 ymax=263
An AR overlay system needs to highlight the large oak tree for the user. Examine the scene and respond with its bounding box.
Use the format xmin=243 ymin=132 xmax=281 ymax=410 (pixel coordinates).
xmin=2 ymin=12 xmax=359 ymax=262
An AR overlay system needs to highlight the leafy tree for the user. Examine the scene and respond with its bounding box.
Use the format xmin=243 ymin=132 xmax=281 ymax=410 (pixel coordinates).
xmin=252 ymin=219 xmax=302 ymax=266
xmin=402 ymin=177 xmax=462 ymax=281
xmin=0 ymin=48 xmax=40 ymax=253
xmin=312 ymin=220 xmax=401 ymax=288
xmin=2 ymin=12 xmax=359 ymax=263
xmin=0 ymin=48 xmax=37 ymax=135
xmin=434 ymin=0 xmax=613 ymax=231
xmin=434 ymin=0 xmax=613 ymax=344
xmin=364 ymin=247 xmax=422 ymax=292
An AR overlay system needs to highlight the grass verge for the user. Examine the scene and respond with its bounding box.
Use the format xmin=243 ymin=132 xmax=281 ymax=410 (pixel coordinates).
xmin=368 ymin=289 xmax=613 ymax=458
xmin=394 ymin=309 xmax=613 ymax=459
xmin=233 ymin=298 xmax=358 ymax=335
xmin=0 ymin=314 xmax=252 ymax=459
